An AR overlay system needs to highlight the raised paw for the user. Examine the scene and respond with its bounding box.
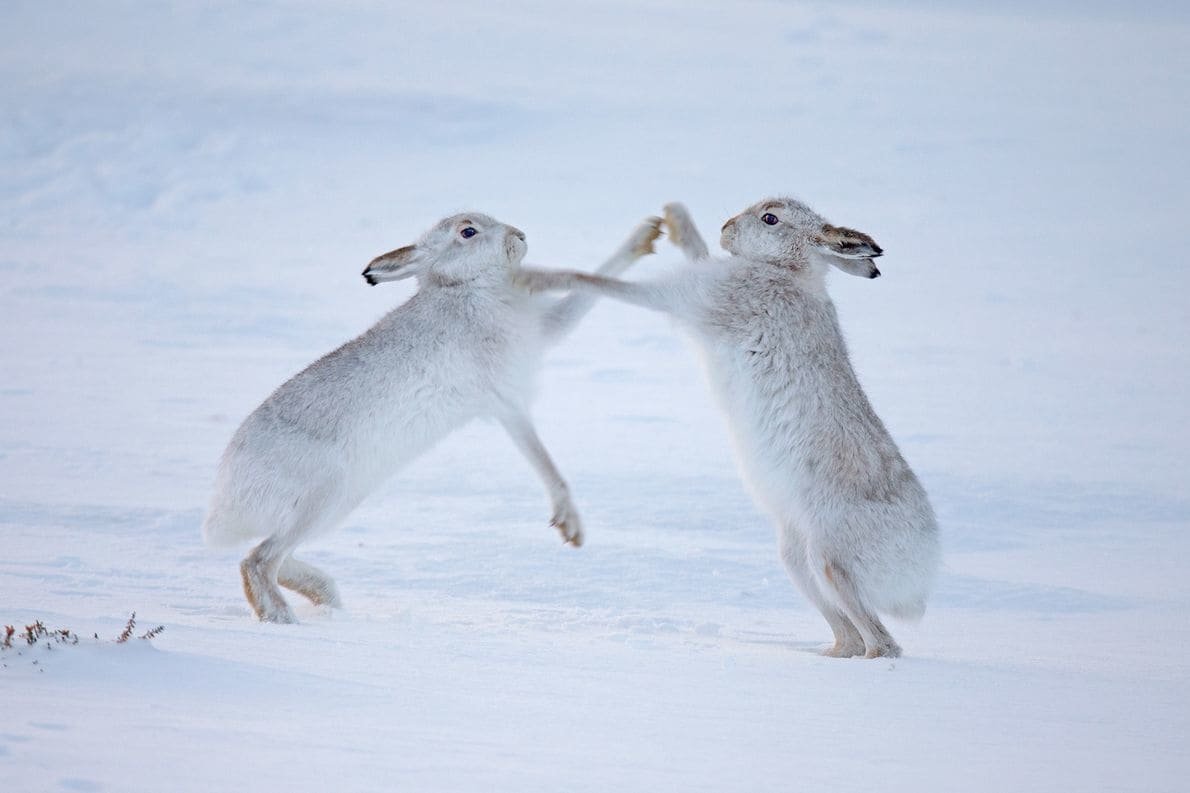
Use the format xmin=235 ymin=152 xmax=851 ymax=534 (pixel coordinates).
xmin=623 ymin=216 xmax=664 ymax=257
xmin=550 ymin=502 xmax=584 ymax=547
xmin=661 ymin=202 xmax=709 ymax=259
xmin=662 ymin=203 xmax=693 ymax=245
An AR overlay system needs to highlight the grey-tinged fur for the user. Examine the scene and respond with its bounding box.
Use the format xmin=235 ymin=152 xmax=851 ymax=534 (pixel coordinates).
xmin=515 ymin=199 xmax=939 ymax=658
xmin=203 ymin=213 xmax=663 ymax=623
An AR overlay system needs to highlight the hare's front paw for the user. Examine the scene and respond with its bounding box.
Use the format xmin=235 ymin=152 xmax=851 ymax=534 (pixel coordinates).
xmin=624 ymin=216 xmax=664 ymax=257
xmin=550 ymin=501 xmax=584 ymax=547
xmin=662 ymin=203 xmax=694 ymax=245
xmin=661 ymin=203 xmax=709 ymax=259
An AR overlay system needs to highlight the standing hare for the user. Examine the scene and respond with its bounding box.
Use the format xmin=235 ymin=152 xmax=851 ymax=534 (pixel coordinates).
xmin=517 ymin=199 xmax=939 ymax=658
xmin=203 ymin=212 xmax=663 ymax=623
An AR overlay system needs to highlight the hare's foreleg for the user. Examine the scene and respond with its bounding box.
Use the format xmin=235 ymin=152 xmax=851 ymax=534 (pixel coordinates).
xmin=498 ymin=408 xmax=583 ymax=547
xmin=278 ymin=555 xmax=342 ymax=608
xmin=517 ymin=268 xmax=681 ymax=317
xmin=662 ymin=203 xmax=709 ymax=260
xmin=539 ymin=216 xmax=663 ymax=342
xmin=778 ymin=529 xmax=865 ymax=657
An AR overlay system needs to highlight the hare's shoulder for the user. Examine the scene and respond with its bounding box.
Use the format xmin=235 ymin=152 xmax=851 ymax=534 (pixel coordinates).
xmin=698 ymin=260 xmax=805 ymax=335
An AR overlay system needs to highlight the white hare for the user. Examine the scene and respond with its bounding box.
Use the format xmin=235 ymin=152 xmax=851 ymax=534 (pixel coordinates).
xmin=517 ymin=199 xmax=939 ymax=658
xmin=203 ymin=212 xmax=663 ymax=622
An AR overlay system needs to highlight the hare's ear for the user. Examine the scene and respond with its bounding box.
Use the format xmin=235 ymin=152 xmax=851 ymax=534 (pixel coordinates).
xmin=812 ymin=224 xmax=883 ymax=260
xmin=823 ymin=254 xmax=881 ymax=279
xmin=362 ymin=244 xmax=424 ymax=285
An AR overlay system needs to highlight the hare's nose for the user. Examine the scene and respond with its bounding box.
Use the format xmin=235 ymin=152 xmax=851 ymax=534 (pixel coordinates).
xmin=721 ymin=217 xmax=737 ymax=233
xmin=509 ymin=227 xmax=526 ymax=242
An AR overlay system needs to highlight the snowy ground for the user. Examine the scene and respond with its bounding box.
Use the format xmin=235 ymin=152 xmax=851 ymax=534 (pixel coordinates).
xmin=3 ymin=2 xmax=1189 ymax=791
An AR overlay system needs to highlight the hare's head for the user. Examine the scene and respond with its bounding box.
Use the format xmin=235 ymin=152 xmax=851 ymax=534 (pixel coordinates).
xmin=720 ymin=197 xmax=883 ymax=278
xmin=363 ymin=212 xmax=527 ymax=287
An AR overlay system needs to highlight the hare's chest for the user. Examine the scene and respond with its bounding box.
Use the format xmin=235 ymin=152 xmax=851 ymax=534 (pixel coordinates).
xmin=695 ymin=292 xmax=818 ymax=451
xmin=435 ymin=297 xmax=540 ymax=393
xmin=700 ymin=283 xmax=808 ymax=369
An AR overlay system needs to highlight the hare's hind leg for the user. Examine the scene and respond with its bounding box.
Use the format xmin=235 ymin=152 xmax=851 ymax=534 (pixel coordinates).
xmin=819 ymin=559 xmax=901 ymax=659
xmin=241 ymin=484 xmax=342 ymax=623
xmin=278 ymin=556 xmax=342 ymax=608
xmin=241 ymin=535 xmax=298 ymax=624
xmin=778 ymin=529 xmax=864 ymax=657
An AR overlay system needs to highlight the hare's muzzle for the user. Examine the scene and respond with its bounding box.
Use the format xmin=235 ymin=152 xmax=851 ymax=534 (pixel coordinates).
xmin=505 ymin=226 xmax=528 ymax=262
xmin=720 ymin=216 xmax=739 ymax=249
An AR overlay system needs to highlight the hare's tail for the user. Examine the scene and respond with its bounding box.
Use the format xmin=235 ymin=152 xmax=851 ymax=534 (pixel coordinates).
xmin=201 ymin=497 xmax=258 ymax=547
xmin=877 ymin=531 xmax=940 ymax=622
xmin=883 ymin=596 xmax=928 ymax=622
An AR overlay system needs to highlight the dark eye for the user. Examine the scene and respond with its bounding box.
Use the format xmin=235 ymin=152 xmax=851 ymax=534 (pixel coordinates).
xmin=460 ymin=227 xmax=477 ymax=239
xmin=761 ymin=213 xmax=779 ymax=226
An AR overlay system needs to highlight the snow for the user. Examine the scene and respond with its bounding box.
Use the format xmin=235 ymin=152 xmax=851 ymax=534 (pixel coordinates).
xmin=2 ymin=2 xmax=1188 ymax=791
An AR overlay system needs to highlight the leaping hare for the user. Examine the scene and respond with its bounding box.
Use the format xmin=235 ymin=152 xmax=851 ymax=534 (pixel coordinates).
xmin=203 ymin=212 xmax=663 ymax=623
xmin=517 ymin=199 xmax=939 ymax=658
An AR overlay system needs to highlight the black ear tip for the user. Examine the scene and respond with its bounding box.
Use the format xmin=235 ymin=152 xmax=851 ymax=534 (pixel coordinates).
xmin=870 ymin=268 xmax=881 ymax=279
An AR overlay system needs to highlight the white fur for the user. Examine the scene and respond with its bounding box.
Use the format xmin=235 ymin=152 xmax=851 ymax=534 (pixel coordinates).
xmin=516 ymin=199 xmax=940 ymax=658
xmin=202 ymin=213 xmax=663 ymax=623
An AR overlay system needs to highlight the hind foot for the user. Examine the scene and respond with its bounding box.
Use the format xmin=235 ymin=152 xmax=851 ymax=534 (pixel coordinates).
xmin=863 ymin=640 xmax=902 ymax=659
xmin=819 ymin=560 xmax=904 ymax=659
xmin=820 ymin=612 xmax=865 ymax=658
xmin=279 ymin=557 xmax=342 ymax=608
xmin=259 ymin=604 xmax=298 ymax=624
xmin=241 ymin=556 xmax=298 ymax=623
xmin=822 ymin=639 xmax=866 ymax=658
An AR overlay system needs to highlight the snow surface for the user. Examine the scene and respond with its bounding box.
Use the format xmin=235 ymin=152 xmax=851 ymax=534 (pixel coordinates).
xmin=3 ymin=2 xmax=1189 ymax=791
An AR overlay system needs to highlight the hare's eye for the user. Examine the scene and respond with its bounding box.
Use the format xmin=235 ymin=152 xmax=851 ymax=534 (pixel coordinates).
xmin=460 ymin=227 xmax=478 ymax=239
xmin=761 ymin=213 xmax=779 ymax=226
